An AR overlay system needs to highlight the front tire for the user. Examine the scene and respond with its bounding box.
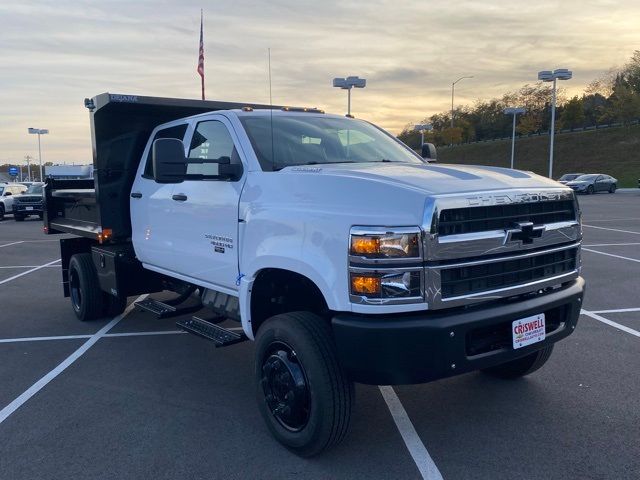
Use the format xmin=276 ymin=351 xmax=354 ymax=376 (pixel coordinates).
xmin=587 ymin=185 xmax=594 ymax=195
xmin=68 ymin=253 xmax=104 ymax=321
xmin=0 ymin=205 xmax=5 ymax=220
xmin=482 ymin=345 xmax=554 ymax=379
xmin=14 ymin=214 xmax=25 ymax=222
xmin=255 ymin=312 xmax=354 ymax=457
xmin=609 ymin=184 xmax=616 ymax=193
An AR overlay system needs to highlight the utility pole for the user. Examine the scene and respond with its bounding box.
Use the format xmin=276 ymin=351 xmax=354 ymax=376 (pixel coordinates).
xmin=25 ymin=155 xmax=33 ymax=181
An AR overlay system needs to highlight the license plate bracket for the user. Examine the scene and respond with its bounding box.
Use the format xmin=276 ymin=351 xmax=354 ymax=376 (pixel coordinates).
xmin=512 ymin=313 xmax=546 ymax=349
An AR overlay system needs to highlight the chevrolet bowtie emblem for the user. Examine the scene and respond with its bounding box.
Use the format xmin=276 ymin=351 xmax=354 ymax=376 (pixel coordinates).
xmin=504 ymin=221 xmax=545 ymax=245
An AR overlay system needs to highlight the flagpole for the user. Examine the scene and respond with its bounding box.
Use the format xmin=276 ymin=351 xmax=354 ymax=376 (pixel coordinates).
xmin=198 ymin=9 xmax=205 ymax=100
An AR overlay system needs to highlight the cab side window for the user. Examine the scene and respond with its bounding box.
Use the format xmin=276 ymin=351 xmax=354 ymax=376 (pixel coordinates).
xmin=187 ymin=121 xmax=241 ymax=178
xmin=142 ymin=124 xmax=188 ymax=178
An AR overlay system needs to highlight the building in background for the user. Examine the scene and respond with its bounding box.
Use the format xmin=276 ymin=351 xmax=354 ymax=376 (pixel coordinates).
xmin=44 ymin=165 xmax=93 ymax=179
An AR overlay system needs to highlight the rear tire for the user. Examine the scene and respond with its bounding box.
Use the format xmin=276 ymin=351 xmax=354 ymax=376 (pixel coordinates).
xmin=255 ymin=312 xmax=354 ymax=457
xmin=482 ymin=345 xmax=554 ymax=379
xmin=14 ymin=214 xmax=24 ymax=222
xmin=609 ymin=184 xmax=616 ymax=193
xmin=68 ymin=253 xmax=104 ymax=321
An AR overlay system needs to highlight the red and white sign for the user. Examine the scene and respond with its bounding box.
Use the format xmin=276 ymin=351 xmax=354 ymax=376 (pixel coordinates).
xmin=512 ymin=313 xmax=546 ymax=349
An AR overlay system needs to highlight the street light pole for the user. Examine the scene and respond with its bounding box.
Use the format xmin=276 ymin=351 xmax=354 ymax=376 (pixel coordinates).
xmin=332 ymin=76 xmax=366 ymax=117
xmin=549 ymin=77 xmax=557 ymax=178
xmin=451 ymin=76 xmax=473 ymax=129
xmin=538 ymin=69 xmax=572 ymax=179
xmin=25 ymin=155 xmax=33 ymax=181
xmin=28 ymin=127 xmax=49 ymax=181
xmin=504 ymin=107 xmax=525 ymax=169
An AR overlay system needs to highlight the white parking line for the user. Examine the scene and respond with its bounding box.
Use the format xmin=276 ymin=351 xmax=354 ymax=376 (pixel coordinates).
xmin=0 ymin=241 xmax=24 ymax=248
xmin=585 ymin=218 xmax=640 ymax=223
xmin=0 ymin=294 xmax=146 ymax=426
xmin=591 ymin=307 xmax=640 ymax=314
xmin=583 ymin=242 xmax=640 ymax=247
xmin=0 ymin=259 xmax=60 ymax=285
xmin=104 ymin=330 xmax=187 ymax=338
xmin=582 ymin=224 xmax=640 ymax=235
xmin=582 ymin=248 xmax=640 ymax=264
xmin=0 ymin=265 xmax=61 ymax=269
xmin=379 ymin=386 xmax=444 ymax=480
xmin=0 ymin=334 xmax=92 ymax=344
xmin=581 ymin=309 xmax=640 ymax=338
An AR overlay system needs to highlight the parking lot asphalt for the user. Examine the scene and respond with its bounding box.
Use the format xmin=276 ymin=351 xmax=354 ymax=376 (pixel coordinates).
xmin=1 ymin=192 xmax=639 ymax=480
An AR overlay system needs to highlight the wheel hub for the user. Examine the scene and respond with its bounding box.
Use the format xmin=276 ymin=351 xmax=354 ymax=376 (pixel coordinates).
xmin=261 ymin=345 xmax=310 ymax=431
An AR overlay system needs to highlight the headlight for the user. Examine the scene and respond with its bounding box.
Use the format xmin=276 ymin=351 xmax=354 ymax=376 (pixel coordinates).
xmin=350 ymin=229 xmax=421 ymax=259
xmin=349 ymin=226 xmax=424 ymax=305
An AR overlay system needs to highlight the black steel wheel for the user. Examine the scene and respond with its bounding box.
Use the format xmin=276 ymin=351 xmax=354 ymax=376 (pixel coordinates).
xmin=261 ymin=342 xmax=310 ymax=432
xmin=68 ymin=253 xmax=104 ymax=321
xmin=482 ymin=345 xmax=554 ymax=379
xmin=255 ymin=312 xmax=353 ymax=457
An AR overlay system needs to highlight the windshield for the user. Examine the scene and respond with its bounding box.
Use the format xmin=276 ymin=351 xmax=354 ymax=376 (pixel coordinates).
xmin=26 ymin=185 xmax=43 ymax=195
xmin=239 ymin=114 xmax=423 ymax=171
xmin=560 ymin=174 xmax=580 ymax=181
xmin=574 ymin=174 xmax=598 ymax=181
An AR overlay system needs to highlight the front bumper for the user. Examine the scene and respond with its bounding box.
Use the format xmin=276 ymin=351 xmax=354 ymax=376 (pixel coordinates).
xmin=332 ymin=277 xmax=585 ymax=385
xmin=13 ymin=204 xmax=43 ymax=214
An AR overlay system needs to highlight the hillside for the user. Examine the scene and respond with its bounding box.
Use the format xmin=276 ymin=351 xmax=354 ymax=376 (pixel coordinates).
xmin=437 ymin=125 xmax=640 ymax=187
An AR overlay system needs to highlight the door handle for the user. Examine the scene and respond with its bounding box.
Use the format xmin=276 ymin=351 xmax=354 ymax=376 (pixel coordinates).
xmin=130 ymin=192 xmax=142 ymax=198
xmin=172 ymin=194 xmax=188 ymax=202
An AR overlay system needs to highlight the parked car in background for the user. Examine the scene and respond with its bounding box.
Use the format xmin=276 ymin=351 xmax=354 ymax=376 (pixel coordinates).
xmin=557 ymin=173 xmax=585 ymax=185
xmin=13 ymin=183 xmax=45 ymax=221
xmin=565 ymin=174 xmax=617 ymax=194
xmin=0 ymin=183 xmax=28 ymax=220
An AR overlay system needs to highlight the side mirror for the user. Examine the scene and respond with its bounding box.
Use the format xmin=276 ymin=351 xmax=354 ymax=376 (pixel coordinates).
xmin=152 ymin=138 xmax=187 ymax=184
xmin=421 ymin=143 xmax=437 ymax=162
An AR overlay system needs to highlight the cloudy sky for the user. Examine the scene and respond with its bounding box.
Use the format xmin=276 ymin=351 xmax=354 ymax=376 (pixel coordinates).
xmin=1 ymin=0 xmax=638 ymax=165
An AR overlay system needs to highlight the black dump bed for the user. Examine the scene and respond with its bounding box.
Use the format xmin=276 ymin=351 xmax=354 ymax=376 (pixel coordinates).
xmin=44 ymin=93 xmax=274 ymax=240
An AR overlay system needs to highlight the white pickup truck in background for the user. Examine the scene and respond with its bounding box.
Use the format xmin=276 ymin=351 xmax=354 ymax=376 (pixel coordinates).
xmin=44 ymin=93 xmax=585 ymax=456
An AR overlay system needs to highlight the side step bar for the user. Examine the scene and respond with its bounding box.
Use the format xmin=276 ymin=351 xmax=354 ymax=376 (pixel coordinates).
xmin=177 ymin=316 xmax=247 ymax=347
xmin=135 ymin=297 xmax=202 ymax=319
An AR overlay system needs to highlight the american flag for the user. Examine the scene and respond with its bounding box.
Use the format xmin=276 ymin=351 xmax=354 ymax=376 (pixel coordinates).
xmin=197 ymin=9 xmax=205 ymax=100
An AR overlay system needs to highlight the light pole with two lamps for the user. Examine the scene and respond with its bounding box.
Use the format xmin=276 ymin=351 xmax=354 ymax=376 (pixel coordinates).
xmin=537 ymin=68 xmax=572 ymax=178
xmin=332 ymin=76 xmax=366 ymax=117
xmin=503 ymin=107 xmax=525 ymax=169
xmin=413 ymin=123 xmax=433 ymax=147
xmin=28 ymin=127 xmax=49 ymax=181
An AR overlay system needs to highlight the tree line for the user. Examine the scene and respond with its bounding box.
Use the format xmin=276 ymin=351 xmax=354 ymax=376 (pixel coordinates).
xmin=398 ymin=51 xmax=640 ymax=148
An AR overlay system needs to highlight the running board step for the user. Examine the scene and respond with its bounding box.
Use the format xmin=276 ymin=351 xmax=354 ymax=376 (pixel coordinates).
xmin=135 ymin=298 xmax=202 ymax=319
xmin=177 ymin=316 xmax=247 ymax=347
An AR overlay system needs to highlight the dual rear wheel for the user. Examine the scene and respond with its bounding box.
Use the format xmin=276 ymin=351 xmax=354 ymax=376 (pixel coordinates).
xmin=68 ymin=253 xmax=127 ymax=321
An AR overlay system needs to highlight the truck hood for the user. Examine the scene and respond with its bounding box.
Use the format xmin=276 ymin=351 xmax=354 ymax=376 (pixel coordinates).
xmin=283 ymin=162 xmax=565 ymax=195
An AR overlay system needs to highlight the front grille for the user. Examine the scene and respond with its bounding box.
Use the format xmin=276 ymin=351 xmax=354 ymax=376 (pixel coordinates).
xmin=440 ymin=247 xmax=578 ymax=298
xmin=17 ymin=196 xmax=42 ymax=204
xmin=438 ymin=200 xmax=576 ymax=236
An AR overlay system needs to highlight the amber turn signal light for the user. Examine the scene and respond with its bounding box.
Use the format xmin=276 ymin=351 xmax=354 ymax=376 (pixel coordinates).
xmin=350 ymin=274 xmax=381 ymax=295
